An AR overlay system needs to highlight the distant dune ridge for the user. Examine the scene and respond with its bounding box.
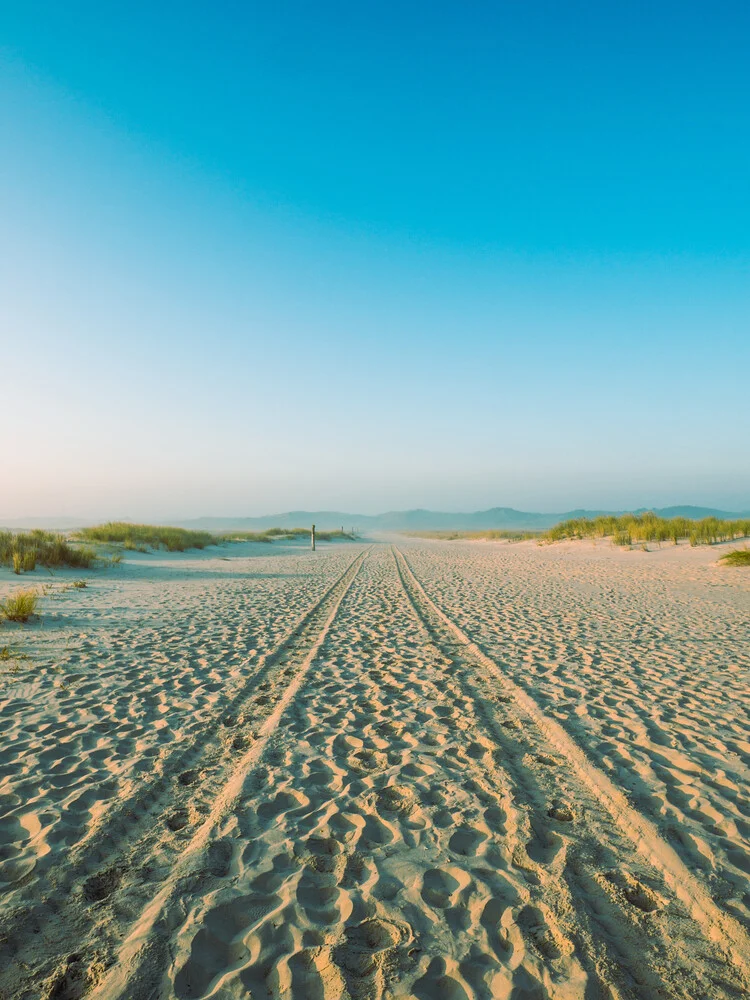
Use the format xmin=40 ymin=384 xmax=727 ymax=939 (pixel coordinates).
xmin=3 ymin=504 xmax=750 ymax=533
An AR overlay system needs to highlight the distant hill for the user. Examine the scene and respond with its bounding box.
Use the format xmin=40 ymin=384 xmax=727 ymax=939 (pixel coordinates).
xmin=176 ymin=505 xmax=750 ymax=534
xmin=4 ymin=505 xmax=748 ymax=533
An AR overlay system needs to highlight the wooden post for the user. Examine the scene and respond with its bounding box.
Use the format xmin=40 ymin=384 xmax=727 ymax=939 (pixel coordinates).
xmin=311 ymin=524 xmax=316 ymax=551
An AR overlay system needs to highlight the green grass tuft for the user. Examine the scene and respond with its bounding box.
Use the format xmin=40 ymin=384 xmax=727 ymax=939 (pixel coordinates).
xmin=546 ymin=513 xmax=750 ymax=547
xmin=0 ymin=530 xmax=96 ymax=572
xmin=77 ymin=522 xmax=216 ymax=552
xmin=404 ymin=530 xmax=539 ymax=541
xmin=1 ymin=589 xmax=39 ymax=622
xmin=223 ymin=528 xmax=355 ymax=543
xmin=720 ymin=548 xmax=750 ymax=566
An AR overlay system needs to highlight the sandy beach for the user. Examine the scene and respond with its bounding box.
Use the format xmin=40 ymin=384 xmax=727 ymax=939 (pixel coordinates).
xmin=1 ymin=538 xmax=748 ymax=999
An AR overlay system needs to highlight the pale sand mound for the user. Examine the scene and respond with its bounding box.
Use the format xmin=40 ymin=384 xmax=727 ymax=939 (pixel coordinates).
xmin=0 ymin=540 xmax=747 ymax=999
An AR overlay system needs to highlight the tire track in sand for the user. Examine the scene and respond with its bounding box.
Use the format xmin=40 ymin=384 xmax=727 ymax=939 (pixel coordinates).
xmin=394 ymin=544 xmax=750 ymax=995
xmin=104 ymin=546 xmax=745 ymax=1000
xmin=0 ymin=548 xmax=370 ymax=1000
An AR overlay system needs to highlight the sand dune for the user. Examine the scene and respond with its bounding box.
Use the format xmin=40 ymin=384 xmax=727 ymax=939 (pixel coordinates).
xmin=0 ymin=539 xmax=748 ymax=998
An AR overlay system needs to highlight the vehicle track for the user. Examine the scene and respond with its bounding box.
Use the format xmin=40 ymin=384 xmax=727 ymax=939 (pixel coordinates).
xmin=0 ymin=547 xmax=370 ymax=1000
xmin=77 ymin=546 xmax=750 ymax=1000
xmin=393 ymin=544 xmax=750 ymax=993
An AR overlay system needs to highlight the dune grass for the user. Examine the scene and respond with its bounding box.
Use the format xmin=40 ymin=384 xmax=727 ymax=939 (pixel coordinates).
xmin=1 ymin=589 xmax=39 ymax=622
xmin=405 ymin=530 xmax=540 ymax=542
xmin=720 ymin=549 xmax=750 ymax=566
xmin=0 ymin=530 xmax=96 ymax=573
xmin=77 ymin=522 xmax=216 ymax=552
xmin=223 ymin=528 xmax=307 ymax=543
xmin=316 ymin=529 xmax=356 ymax=541
xmin=223 ymin=528 xmax=355 ymax=543
xmin=545 ymin=513 xmax=750 ymax=547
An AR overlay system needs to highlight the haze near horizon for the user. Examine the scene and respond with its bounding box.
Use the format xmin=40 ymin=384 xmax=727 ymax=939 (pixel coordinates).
xmin=2 ymin=2 xmax=749 ymax=519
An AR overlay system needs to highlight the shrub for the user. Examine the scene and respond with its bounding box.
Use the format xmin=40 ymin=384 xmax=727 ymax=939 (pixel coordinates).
xmin=1 ymin=589 xmax=39 ymax=622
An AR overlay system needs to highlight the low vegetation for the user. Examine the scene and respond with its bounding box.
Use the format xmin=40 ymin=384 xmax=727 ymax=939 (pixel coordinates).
xmin=0 ymin=530 xmax=96 ymax=572
xmin=223 ymin=528 xmax=356 ymax=543
xmin=76 ymin=523 xmax=216 ymax=552
xmin=404 ymin=530 xmax=539 ymax=542
xmin=1 ymin=589 xmax=39 ymax=622
xmin=0 ymin=644 xmax=30 ymax=670
xmin=720 ymin=549 xmax=750 ymax=566
xmin=545 ymin=513 xmax=750 ymax=547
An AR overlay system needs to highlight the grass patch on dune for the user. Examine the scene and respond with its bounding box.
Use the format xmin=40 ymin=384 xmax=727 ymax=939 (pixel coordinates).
xmin=77 ymin=522 xmax=216 ymax=552
xmin=720 ymin=549 xmax=750 ymax=566
xmin=0 ymin=530 xmax=96 ymax=573
xmin=546 ymin=513 xmax=750 ymax=547
xmin=316 ymin=529 xmax=356 ymax=541
xmin=1 ymin=589 xmax=39 ymax=622
xmin=223 ymin=529 xmax=305 ymax=543
xmin=223 ymin=528 xmax=356 ymax=543
xmin=404 ymin=530 xmax=540 ymax=541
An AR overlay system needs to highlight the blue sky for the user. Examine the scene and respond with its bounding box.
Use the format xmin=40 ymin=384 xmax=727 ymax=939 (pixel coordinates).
xmin=2 ymin=1 xmax=748 ymax=517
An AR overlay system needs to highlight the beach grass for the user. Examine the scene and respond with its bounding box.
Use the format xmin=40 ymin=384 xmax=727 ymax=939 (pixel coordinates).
xmin=720 ymin=549 xmax=750 ymax=566
xmin=223 ymin=528 xmax=355 ymax=543
xmin=76 ymin=522 xmax=216 ymax=552
xmin=0 ymin=530 xmax=96 ymax=572
xmin=1 ymin=589 xmax=39 ymax=622
xmin=404 ymin=530 xmax=540 ymax=541
xmin=545 ymin=513 xmax=750 ymax=547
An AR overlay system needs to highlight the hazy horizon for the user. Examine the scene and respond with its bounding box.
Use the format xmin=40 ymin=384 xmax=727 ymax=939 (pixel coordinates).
xmin=2 ymin=496 xmax=749 ymax=528
xmin=3 ymin=4 xmax=748 ymax=519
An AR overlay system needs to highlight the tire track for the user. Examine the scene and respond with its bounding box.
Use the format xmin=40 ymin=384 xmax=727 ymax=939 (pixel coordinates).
xmin=145 ymin=546 xmax=593 ymax=1000
xmin=393 ymin=544 xmax=750 ymax=992
xmin=107 ymin=546 xmax=745 ymax=1000
xmin=0 ymin=547 xmax=370 ymax=1000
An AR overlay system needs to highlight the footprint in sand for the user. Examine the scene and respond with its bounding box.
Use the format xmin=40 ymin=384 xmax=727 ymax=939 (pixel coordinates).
xmin=349 ymin=748 xmax=388 ymax=773
xmin=420 ymin=866 xmax=471 ymax=908
xmin=334 ymin=918 xmax=402 ymax=980
xmin=166 ymin=808 xmax=190 ymax=832
xmin=606 ymin=870 xmax=661 ymax=912
xmin=548 ymin=801 xmax=575 ymax=823
xmin=376 ymin=784 xmax=418 ymax=816
xmin=413 ymin=957 xmax=471 ymax=1000
xmin=257 ymin=789 xmax=309 ymax=822
xmin=517 ymin=903 xmax=569 ymax=960
xmin=448 ymin=825 xmax=488 ymax=857
xmin=82 ymin=866 xmax=121 ymax=903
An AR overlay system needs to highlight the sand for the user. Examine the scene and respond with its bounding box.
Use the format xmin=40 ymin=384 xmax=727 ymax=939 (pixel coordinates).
xmin=0 ymin=538 xmax=748 ymax=999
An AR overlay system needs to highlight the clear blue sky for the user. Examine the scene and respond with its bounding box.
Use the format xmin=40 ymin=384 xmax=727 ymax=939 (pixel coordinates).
xmin=2 ymin=1 xmax=748 ymax=518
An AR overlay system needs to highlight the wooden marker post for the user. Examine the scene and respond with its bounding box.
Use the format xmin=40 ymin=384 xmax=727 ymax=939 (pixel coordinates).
xmin=311 ymin=524 xmax=316 ymax=551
